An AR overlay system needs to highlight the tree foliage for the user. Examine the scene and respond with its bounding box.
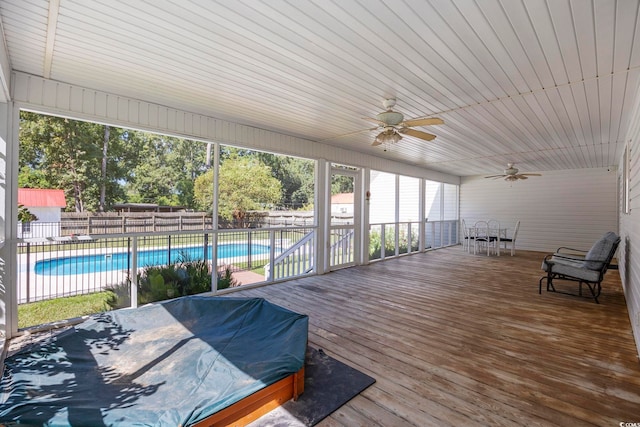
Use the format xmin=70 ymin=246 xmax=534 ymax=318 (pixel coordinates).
xmin=194 ymin=153 xmax=282 ymax=225
xmin=19 ymin=112 xmax=141 ymax=212
xmin=18 ymin=113 xmax=314 ymax=220
xmin=257 ymin=152 xmax=314 ymax=209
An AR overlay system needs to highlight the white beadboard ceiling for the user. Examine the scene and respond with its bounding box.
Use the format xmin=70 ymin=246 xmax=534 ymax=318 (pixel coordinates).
xmin=1 ymin=0 xmax=639 ymax=176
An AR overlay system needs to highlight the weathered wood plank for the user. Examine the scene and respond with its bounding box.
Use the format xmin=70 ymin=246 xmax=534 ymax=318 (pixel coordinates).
xmin=235 ymin=247 xmax=640 ymax=426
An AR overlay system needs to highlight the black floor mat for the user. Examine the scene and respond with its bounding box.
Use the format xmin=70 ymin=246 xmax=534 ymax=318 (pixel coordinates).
xmin=248 ymin=347 xmax=376 ymax=427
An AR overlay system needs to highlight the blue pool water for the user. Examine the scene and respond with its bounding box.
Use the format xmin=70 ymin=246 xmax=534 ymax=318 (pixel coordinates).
xmin=35 ymin=243 xmax=270 ymax=276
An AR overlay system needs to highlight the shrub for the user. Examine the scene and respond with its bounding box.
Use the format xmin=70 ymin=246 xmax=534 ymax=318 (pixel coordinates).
xmin=105 ymin=254 xmax=238 ymax=309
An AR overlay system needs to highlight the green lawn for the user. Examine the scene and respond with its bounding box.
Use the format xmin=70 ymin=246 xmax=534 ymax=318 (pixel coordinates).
xmin=18 ymin=292 xmax=113 ymax=329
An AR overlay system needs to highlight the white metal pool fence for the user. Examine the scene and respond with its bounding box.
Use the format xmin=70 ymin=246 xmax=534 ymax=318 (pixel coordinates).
xmin=16 ymin=219 xmax=459 ymax=304
xmin=17 ymin=227 xmax=314 ymax=304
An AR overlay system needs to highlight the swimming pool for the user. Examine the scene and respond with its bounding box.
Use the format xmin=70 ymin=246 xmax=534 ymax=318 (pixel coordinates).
xmin=35 ymin=243 xmax=271 ymax=276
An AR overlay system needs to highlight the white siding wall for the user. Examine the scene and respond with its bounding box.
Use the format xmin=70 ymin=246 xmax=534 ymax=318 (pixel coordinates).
xmin=460 ymin=168 xmax=617 ymax=253
xmin=369 ymin=171 xmax=396 ymax=223
xmin=11 ymin=72 xmax=459 ymax=185
xmin=619 ymin=85 xmax=640 ymax=356
xmin=29 ymin=206 xmax=60 ymax=223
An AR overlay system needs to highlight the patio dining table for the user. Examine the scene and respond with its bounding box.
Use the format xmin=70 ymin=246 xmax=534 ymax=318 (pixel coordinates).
xmin=466 ymin=226 xmax=507 ymax=256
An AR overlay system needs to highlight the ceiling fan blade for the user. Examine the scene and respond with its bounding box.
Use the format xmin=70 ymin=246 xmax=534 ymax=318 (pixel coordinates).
xmin=517 ymin=175 xmax=528 ymax=179
xmin=398 ymin=128 xmax=436 ymax=141
xmin=401 ymin=117 xmax=444 ymax=127
xmin=371 ymin=138 xmax=382 ymax=146
xmin=484 ymin=174 xmax=505 ymax=179
xmin=520 ymin=173 xmax=542 ymax=176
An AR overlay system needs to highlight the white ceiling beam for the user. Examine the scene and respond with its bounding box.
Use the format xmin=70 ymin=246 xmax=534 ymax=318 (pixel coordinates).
xmin=43 ymin=0 xmax=60 ymax=79
xmin=0 ymin=15 xmax=11 ymax=102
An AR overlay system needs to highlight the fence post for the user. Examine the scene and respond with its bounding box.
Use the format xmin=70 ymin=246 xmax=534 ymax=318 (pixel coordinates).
xmin=203 ymin=233 xmax=209 ymax=264
xmin=87 ymin=217 xmax=91 ymax=235
xmin=26 ymin=242 xmax=31 ymax=303
xmin=247 ymin=232 xmax=252 ymax=269
xmin=131 ymin=236 xmax=138 ymax=309
xmin=168 ymin=235 xmax=172 ymax=265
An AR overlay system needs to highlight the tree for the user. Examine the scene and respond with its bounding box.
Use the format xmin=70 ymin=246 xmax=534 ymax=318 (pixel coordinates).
xmin=194 ymin=154 xmax=282 ymax=226
xmin=257 ymin=153 xmax=314 ymax=210
xmin=17 ymin=205 xmax=37 ymax=223
xmin=165 ymin=137 xmax=207 ymax=207
xmin=18 ymin=112 xmax=142 ymax=212
xmin=331 ymin=174 xmax=354 ymax=195
xmin=126 ymin=134 xmax=207 ymax=207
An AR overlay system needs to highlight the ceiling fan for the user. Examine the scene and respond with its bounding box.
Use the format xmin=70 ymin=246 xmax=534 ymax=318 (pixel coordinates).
xmin=485 ymin=163 xmax=542 ymax=181
xmin=363 ymin=99 xmax=444 ymax=147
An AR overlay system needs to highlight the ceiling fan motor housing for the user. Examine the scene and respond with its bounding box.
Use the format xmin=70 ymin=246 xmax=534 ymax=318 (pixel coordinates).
xmin=376 ymin=110 xmax=404 ymax=126
xmin=504 ymin=164 xmax=519 ymax=175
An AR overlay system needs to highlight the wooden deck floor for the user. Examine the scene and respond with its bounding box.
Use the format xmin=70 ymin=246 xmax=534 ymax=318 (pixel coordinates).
xmin=233 ymin=246 xmax=640 ymax=426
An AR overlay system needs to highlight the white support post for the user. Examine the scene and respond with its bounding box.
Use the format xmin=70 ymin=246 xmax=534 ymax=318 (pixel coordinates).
xmin=362 ymin=168 xmax=371 ymax=264
xmin=211 ymin=143 xmax=219 ymax=293
xmin=0 ymin=102 xmax=19 ymax=339
xmin=353 ymin=168 xmax=362 ymax=265
xmin=395 ymin=174 xmax=400 ymax=256
xmin=419 ymin=178 xmax=426 ymax=252
xmin=315 ymin=159 xmax=327 ymax=275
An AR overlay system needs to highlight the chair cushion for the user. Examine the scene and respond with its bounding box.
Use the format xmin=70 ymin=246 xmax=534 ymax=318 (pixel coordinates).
xmin=583 ymin=232 xmax=619 ymax=270
xmin=541 ymin=256 xmax=601 ymax=282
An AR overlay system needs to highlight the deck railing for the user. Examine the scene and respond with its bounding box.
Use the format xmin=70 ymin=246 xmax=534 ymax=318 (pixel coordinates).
xmin=16 ymin=219 xmax=459 ymax=304
xmin=369 ymin=219 xmax=459 ymax=261
xmin=265 ymin=230 xmax=315 ymax=281
xmin=17 ymin=226 xmax=315 ymax=304
xmin=329 ymin=227 xmax=355 ymax=267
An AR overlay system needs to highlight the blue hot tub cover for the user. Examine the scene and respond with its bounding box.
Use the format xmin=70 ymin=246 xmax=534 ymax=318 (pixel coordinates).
xmin=0 ymin=296 xmax=309 ymax=426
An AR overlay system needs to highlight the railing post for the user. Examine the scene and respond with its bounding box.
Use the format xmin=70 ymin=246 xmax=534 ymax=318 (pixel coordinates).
xmin=269 ymin=229 xmax=275 ymax=282
xmin=167 ymin=235 xmax=172 ymax=265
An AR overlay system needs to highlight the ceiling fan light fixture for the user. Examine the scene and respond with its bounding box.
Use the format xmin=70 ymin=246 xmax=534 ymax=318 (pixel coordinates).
xmin=375 ymin=129 xmax=402 ymax=145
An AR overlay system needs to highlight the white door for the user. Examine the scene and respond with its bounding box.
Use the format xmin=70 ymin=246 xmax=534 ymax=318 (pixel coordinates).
xmin=328 ymin=167 xmax=360 ymax=270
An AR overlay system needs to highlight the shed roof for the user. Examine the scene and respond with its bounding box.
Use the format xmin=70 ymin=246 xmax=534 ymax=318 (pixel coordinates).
xmin=18 ymin=188 xmax=66 ymax=208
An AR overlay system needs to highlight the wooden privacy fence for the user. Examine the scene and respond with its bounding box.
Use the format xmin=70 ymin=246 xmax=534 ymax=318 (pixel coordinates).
xmin=61 ymin=212 xmax=212 ymax=235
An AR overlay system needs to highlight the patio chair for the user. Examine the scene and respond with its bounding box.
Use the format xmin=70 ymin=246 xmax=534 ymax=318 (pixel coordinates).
xmin=461 ymin=219 xmax=474 ymax=252
xmin=500 ymin=220 xmax=520 ymax=256
xmin=473 ymin=220 xmax=497 ymax=256
xmin=539 ymin=231 xmax=620 ymax=303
